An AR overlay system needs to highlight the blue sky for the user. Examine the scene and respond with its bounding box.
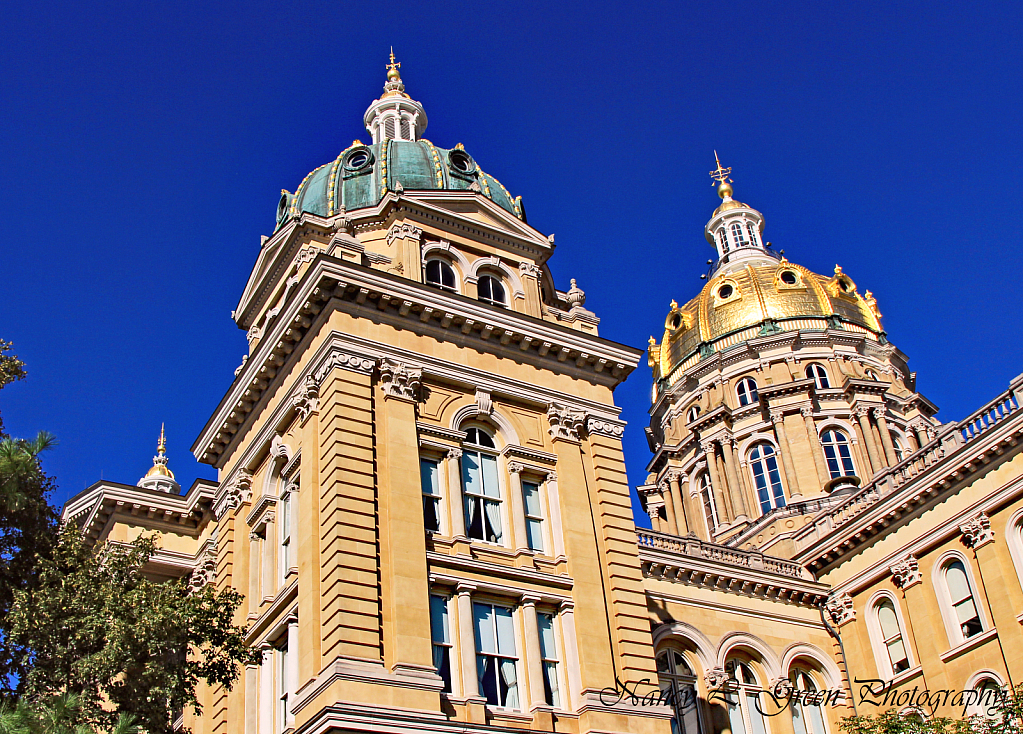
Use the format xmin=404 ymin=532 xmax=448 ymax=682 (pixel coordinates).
xmin=2 ymin=2 xmax=1021 ymax=520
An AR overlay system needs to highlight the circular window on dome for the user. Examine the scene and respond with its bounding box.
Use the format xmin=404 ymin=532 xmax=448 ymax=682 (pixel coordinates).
xmin=780 ymin=270 xmax=798 ymax=285
xmin=342 ymin=147 xmax=374 ymax=173
xmin=839 ymin=278 xmax=852 ymax=293
xmin=671 ymin=313 xmax=682 ymax=329
xmin=718 ymin=284 xmax=733 ymax=299
xmin=277 ymin=192 xmax=290 ymax=224
xmin=448 ymin=149 xmax=477 ymax=177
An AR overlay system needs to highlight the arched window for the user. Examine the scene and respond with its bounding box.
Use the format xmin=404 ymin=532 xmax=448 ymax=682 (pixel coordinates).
xmin=735 ymin=377 xmax=759 ymax=407
xmin=699 ymin=472 xmax=718 ymax=533
xmin=656 ymin=649 xmax=701 ymax=734
xmin=687 ymin=405 xmax=702 ymax=424
xmin=942 ymin=559 xmax=983 ymax=642
xmin=399 ymin=117 xmax=411 ymax=140
xmin=872 ymin=598 xmax=910 ymax=677
xmin=477 ymin=274 xmax=507 ymax=306
xmin=461 ymin=427 xmax=503 ymax=544
xmin=748 ymin=443 xmax=786 ymax=515
xmin=791 ymin=670 xmax=828 ymax=734
xmin=806 ymin=363 xmax=831 ymax=390
xmin=865 ymin=369 xmax=881 ymax=381
xmin=384 ymin=116 xmax=396 ymax=139
xmin=730 ymin=222 xmax=749 ymax=248
xmin=968 ymin=677 xmax=1004 ymax=720
xmin=725 ymin=660 xmax=769 ymax=734
xmin=717 ymin=229 xmax=730 ymax=253
xmin=892 ymin=434 xmax=905 ymax=462
xmin=746 ymin=222 xmax=759 ymax=247
xmin=425 ymin=258 xmax=457 ymax=291
xmin=819 ymin=429 xmax=856 ymax=479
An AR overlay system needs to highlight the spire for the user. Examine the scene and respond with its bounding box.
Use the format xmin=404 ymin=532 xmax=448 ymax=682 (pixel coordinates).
xmin=138 ymin=423 xmax=180 ymax=493
xmin=364 ymin=50 xmax=428 ymax=143
xmin=709 ymin=151 xmax=734 ymax=201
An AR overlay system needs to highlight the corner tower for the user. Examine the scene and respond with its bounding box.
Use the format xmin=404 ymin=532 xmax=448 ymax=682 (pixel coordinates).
xmin=641 ymin=157 xmax=941 ymax=554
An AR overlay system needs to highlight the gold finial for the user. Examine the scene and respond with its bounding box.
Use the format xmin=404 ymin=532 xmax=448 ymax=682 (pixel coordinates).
xmin=670 ymin=299 xmax=678 ymax=310
xmin=386 ymin=47 xmax=401 ymax=82
xmin=709 ymin=151 xmax=734 ymax=199
xmin=157 ymin=423 xmax=166 ymax=455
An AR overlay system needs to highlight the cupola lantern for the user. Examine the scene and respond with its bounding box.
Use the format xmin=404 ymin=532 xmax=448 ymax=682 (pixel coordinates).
xmin=704 ymin=153 xmax=773 ymax=275
xmin=363 ymin=49 xmax=428 ymax=143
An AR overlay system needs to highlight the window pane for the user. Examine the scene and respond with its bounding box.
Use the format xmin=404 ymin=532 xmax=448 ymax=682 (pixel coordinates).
xmin=748 ymin=693 xmax=769 ymax=734
xmin=538 ymin=613 xmax=556 ymax=658
xmin=483 ymin=499 xmax=503 ymax=543
xmin=946 ymin=562 xmax=972 ymax=602
xmin=421 ymin=460 xmax=439 ymax=495
xmin=523 ymin=483 xmax=541 ymax=515
xmin=462 ymin=452 xmax=482 ymax=496
xmin=478 ymin=656 xmax=498 ymax=703
xmin=430 ymin=595 xmax=449 ymax=643
xmin=499 ymin=658 xmax=519 ymax=708
xmin=543 ymin=660 xmax=560 ymax=707
xmin=495 ymin=606 xmax=516 ymax=656
xmin=474 ymin=603 xmax=496 ymax=654
xmin=728 ymin=701 xmax=748 ymax=734
xmin=877 ymin=601 xmax=900 ymax=639
xmin=481 ymin=454 xmax=501 ymax=498
xmin=423 ymin=496 xmax=440 ymax=532
xmin=887 ymin=638 xmax=908 ymax=669
xmin=526 ymin=518 xmax=543 ymax=551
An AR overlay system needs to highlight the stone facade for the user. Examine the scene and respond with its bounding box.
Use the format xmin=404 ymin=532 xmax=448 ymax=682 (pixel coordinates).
xmin=62 ymin=64 xmax=1023 ymax=734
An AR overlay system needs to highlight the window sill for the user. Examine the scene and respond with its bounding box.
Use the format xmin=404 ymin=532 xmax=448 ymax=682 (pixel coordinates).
xmin=939 ymin=628 xmax=998 ymax=663
xmin=883 ymin=665 xmax=924 ymax=688
xmin=485 ymin=706 xmax=532 ymax=722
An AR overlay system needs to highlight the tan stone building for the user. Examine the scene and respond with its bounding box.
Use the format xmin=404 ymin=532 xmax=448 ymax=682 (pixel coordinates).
xmin=63 ymin=62 xmax=1023 ymax=734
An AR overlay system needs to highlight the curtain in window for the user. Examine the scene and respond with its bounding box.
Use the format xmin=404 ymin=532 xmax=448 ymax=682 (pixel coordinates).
xmin=946 ymin=561 xmax=982 ymax=637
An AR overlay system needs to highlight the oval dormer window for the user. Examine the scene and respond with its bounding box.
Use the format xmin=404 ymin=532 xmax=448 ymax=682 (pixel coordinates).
xmin=448 ymin=149 xmax=476 ymax=176
xmin=780 ymin=270 xmax=798 ymax=285
xmin=343 ymin=147 xmax=373 ymax=173
xmin=718 ymin=284 xmax=733 ymax=299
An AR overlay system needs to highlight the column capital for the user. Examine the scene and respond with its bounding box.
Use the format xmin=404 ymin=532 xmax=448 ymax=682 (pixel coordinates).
xmin=890 ymin=555 xmax=921 ymax=589
xmin=507 ymin=461 xmax=524 ymax=474
xmin=519 ymin=594 xmax=541 ymax=607
xmin=824 ymin=591 xmax=856 ymax=626
xmin=700 ymin=439 xmax=717 ymax=455
xmin=379 ymin=358 xmax=423 ymax=402
xmin=851 ymin=405 xmax=871 ymax=418
xmin=665 ymin=468 xmax=686 ymax=484
xmin=547 ymin=404 xmax=585 ymax=442
xmin=872 ymin=406 xmax=888 ymax=420
xmin=960 ymin=512 xmax=995 ymax=549
xmin=446 ymin=447 xmax=463 ymax=460
xmin=800 ymin=404 xmax=815 ymax=418
xmin=291 ymin=374 xmax=319 ymax=421
xmin=545 ymin=471 xmax=558 ymax=484
xmin=558 ymin=599 xmax=575 ymax=613
xmin=770 ymin=409 xmax=786 ymax=424
xmin=456 ymin=581 xmax=477 ymax=595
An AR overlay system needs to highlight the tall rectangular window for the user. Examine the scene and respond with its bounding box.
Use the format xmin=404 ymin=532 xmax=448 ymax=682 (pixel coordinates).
xmin=522 ymin=481 xmax=544 ymax=552
xmin=463 ymin=451 xmax=503 ymax=543
xmin=537 ymin=612 xmax=561 ymax=708
xmin=473 ymin=602 xmax=519 ymax=709
xmin=276 ymin=642 xmax=289 ymax=732
xmin=429 ymin=595 xmax=452 ymax=693
xmin=279 ymin=481 xmax=293 ymax=581
xmin=420 ymin=459 xmax=441 ymax=533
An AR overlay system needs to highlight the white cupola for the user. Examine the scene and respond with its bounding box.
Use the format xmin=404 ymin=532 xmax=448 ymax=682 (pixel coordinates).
xmin=138 ymin=424 xmax=180 ymax=494
xmin=363 ymin=50 xmax=427 ymax=143
xmin=704 ymin=153 xmax=775 ymax=275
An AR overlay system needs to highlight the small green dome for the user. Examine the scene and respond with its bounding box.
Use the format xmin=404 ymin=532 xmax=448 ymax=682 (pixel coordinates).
xmin=276 ymin=140 xmax=524 ymax=229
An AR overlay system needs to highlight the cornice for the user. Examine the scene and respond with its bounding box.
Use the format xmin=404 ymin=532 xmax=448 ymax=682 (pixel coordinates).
xmin=196 ymin=255 xmax=640 ymax=466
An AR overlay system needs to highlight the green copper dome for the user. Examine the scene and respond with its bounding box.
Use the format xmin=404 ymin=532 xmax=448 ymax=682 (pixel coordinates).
xmin=275 ymin=140 xmax=524 ymax=229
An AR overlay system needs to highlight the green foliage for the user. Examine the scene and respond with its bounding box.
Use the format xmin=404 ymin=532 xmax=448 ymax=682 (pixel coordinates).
xmin=0 ymin=693 xmax=138 ymax=734
xmin=10 ymin=530 xmax=262 ymax=734
xmin=839 ymin=684 xmax=1023 ymax=734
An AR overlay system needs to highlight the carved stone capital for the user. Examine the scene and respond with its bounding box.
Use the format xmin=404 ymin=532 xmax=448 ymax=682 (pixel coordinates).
xmin=960 ymin=512 xmax=995 ymax=549
xmin=800 ymin=405 xmax=815 ymax=418
xmin=386 ymin=222 xmax=423 ymax=245
xmin=216 ymin=469 xmax=253 ymax=519
xmin=770 ymin=677 xmax=795 ymax=699
xmin=446 ymin=447 xmax=463 ymax=460
xmin=824 ymin=591 xmax=856 ymax=626
xmin=379 ymin=358 xmax=423 ymax=402
xmin=547 ymin=404 xmax=585 ymax=442
xmin=705 ymin=667 xmax=728 ymax=690
xmin=187 ymin=548 xmax=217 ymax=594
xmin=546 ymin=471 xmax=558 ymax=484
xmin=270 ymin=434 xmax=292 ymax=462
xmin=890 ymin=555 xmax=921 ymax=589
xmin=851 ymin=405 xmax=870 ymax=418
xmin=871 ymin=406 xmax=887 ymax=420
xmin=314 ymin=350 xmax=376 ymax=382
xmin=518 ymin=261 xmax=541 ymax=278
xmin=292 ymin=374 xmax=320 ymax=421
xmin=665 ymin=468 xmax=686 ymax=484
xmin=507 ymin=461 xmax=524 ymax=474
xmin=769 ymin=409 xmax=786 ymax=424
xmin=700 ymin=440 xmax=717 ymax=455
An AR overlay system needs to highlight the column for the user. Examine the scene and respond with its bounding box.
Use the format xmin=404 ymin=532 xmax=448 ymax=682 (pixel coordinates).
xmin=456 ymin=583 xmax=482 ymax=702
xmin=446 ymin=448 xmax=467 ymax=539
xmin=248 ymin=533 xmax=261 ymax=612
xmin=913 ymin=422 xmax=930 ymax=448
xmin=507 ymin=461 xmax=531 ymax=551
xmin=659 ymin=481 xmax=679 ymax=534
xmin=286 ymin=615 xmax=299 ymax=728
xmin=770 ymin=411 xmax=802 ymax=499
xmin=874 ymin=408 xmax=899 ymax=466
xmin=244 ymin=663 xmax=259 ymax=734
xmin=545 ymin=472 xmax=566 ymax=559
xmin=559 ymin=600 xmax=582 ymax=711
xmin=854 ymin=407 xmax=883 ymax=474
xmin=801 ymin=406 xmax=832 ymax=486
xmin=718 ymin=437 xmax=749 ymax=521
xmin=647 ymin=504 xmax=663 ymax=533
xmin=702 ymin=440 xmax=733 ymax=523
xmin=376 ymin=371 xmax=436 ymax=684
xmin=520 ymin=596 xmax=546 ymax=711
xmin=258 ymin=643 xmax=273 ymax=734
xmin=668 ymin=470 xmax=689 ymax=535
xmin=261 ymin=514 xmax=276 ymax=601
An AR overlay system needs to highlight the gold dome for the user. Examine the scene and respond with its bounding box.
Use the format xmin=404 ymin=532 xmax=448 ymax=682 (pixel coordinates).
xmin=143 ymin=424 xmax=175 ymax=480
xmin=649 ymin=261 xmax=883 ymax=385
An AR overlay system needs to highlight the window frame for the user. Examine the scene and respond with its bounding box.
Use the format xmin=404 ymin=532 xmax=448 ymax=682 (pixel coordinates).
xmin=724 ymin=659 xmax=770 ymax=734
xmin=461 ymin=426 xmax=505 ymax=545
xmin=699 ymin=472 xmax=718 ymax=534
xmin=477 ymin=273 xmax=507 ymax=307
xmin=276 ymin=641 xmax=290 ymax=733
xmin=537 ymin=611 xmax=562 ymax=709
xmin=866 ymin=591 xmax=913 ymax=681
xmin=473 ymin=601 xmax=521 ymax=710
xmin=420 ymin=456 xmax=443 ymax=534
xmin=278 ymin=467 xmax=298 ymax=584
xmin=747 ymin=442 xmax=786 ymax=516
xmin=729 ymin=221 xmax=750 ymax=248
xmin=656 ymin=647 xmax=702 ymax=734
xmin=424 ymin=257 xmax=458 ymax=292
xmin=735 ymin=377 xmax=759 ymax=408
xmin=819 ymin=428 xmax=856 ymax=479
xmin=790 ymin=669 xmax=828 ymax=734
xmin=806 ymin=363 xmax=831 ymax=390
xmin=521 ymin=478 xmax=546 ymax=553
xmin=430 ymin=594 xmax=453 ymax=693
xmin=935 ymin=554 xmax=986 ymax=646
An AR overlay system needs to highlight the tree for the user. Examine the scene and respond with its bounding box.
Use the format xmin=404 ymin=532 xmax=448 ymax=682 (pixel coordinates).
xmin=0 ymin=693 xmax=139 ymax=734
xmin=9 ymin=530 xmax=262 ymax=734
xmin=0 ymin=340 xmax=59 ymax=698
